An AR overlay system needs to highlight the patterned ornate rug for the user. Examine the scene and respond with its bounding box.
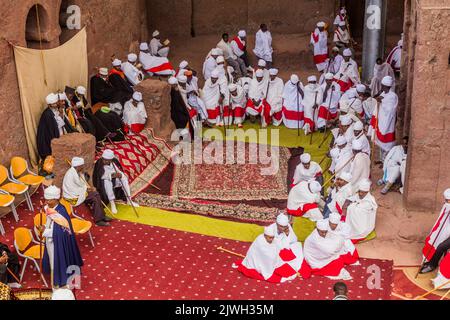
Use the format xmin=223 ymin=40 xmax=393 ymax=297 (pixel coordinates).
xmin=171 ymin=142 xmax=290 ymax=201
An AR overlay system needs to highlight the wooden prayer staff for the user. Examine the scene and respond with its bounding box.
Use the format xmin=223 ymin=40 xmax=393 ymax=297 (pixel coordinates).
xmin=38 ymin=201 xmax=45 ymax=298
xmin=318 ymin=131 xmax=331 ymax=149
xmin=414 ymin=279 xmax=450 ymax=300
xmin=217 ymin=247 xmax=245 ymax=259
xmin=318 ymin=154 xmax=329 ymax=167
xmin=322 ymin=155 xmax=355 ymax=188
xmin=6 ymin=267 xmax=21 ymax=285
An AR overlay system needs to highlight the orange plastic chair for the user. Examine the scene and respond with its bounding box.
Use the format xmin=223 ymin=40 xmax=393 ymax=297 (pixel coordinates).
xmin=14 ymin=227 xmax=48 ymax=287
xmin=60 ymin=199 xmax=95 ymax=248
xmin=0 ymin=165 xmax=32 ymax=211
xmin=10 ymin=157 xmax=45 ymax=191
xmin=0 ymin=190 xmax=18 ymax=235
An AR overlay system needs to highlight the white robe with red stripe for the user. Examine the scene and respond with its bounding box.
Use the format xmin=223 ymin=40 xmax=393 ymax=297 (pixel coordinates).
xmin=329 ymin=182 xmax=354 ymax=216
xmin=246 ymin=77 xmax=268 ymax=116
xmin=123 ymin=100 xmax=147 ymax=134
xmin=292 ymin=162 xmax=323 ymax=185
xmin=270 ymin=223 xmax=304 ymax=276
xmin=422 ymin=204 xmax=450 ymax=262
xmin=345 ymin=193 xmax=378 ymax=241
xmin=201 ymin=79 xmax=222 ymax=124
xmin=264 ymin=77 xmax=284 ymax=127
xmin=334 ymin=59 xmax=360 ymax=92
xmin=372 ymin=91 xmax=398 ymax=152
xmin=327 ymin=219 xmax=359 ymax=264
xmin=310 ymin=28 xmax=329 ymax=72
xmin=317 ymin=82 xmax=341 ymax=129
xmin=231 ymin=37 xmax=246 ymax=58
xmin=228 ymin=85 xmax=247 ymax=126
xmin=240 ymin=234 xmax=280 ymax=280
xmin=303 ymin=84 xmax=324 ymax=134
xmin=287 ymin=181 xmax=323 ymax=221
xmin=139 ymin=51 xmax=174 ymax=76
xmin=282 ymin=80 xmax=304 ymax=129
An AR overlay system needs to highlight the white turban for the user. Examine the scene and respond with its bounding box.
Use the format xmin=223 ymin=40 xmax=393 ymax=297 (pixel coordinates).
xmin=216 ymin=56 xmax=225 ymax=64
xmin=269 ymin=68 xmax=278 ymax=76
xmin=140 ymin=42 xmax=149 ymax=51
xmin=228 ymin=84 xmax=237 ymax=92
xmin=179 ymin=60 xmax=189 ymax=69
xmin=112 ymin=59 xmax=122 ymax=67
xmin=352 ymin=139 xmax=363 ymax=151
xmin=356 ymin=84 xmax=366 ymax=93
xmin=329 ymin=212 xmax=342 ymax=225
xmin=211 ymin=48 xmax=220 ymax=56
xmin=44 ymin=185 xmax=61 ymax=200
xmin=325 ymin=73 xmax=334 ymax=80
xmin=46 ymin=93 xmax=58 ymax=105
xmin=238 ymin=30 xmax=246 ymax=38
xmin=444 ymin=188 xmax=450 ymax=200
xmin=358 ymin=179 xmax=372 ymax=192
xmin=309 ymin=181 xmax=322 ymax=194
xmin=99 ymin=68 xmax=108 ymax=76
xmin=128 ymin=53 xmax=137 ymax=63
xmin=381 ymin=76 xmax=394 ymax=87
xmin=343 ymin=48 xmax=352 ymax=57
xmin=290 ymin=74 xmax=299 ymax=84
xmin=255 ymin=69 xmax=264 ymax=78
xmin=152 ymin=30 xmax=160 ymax=37
xmin=300 ymin=153 xmax=311 ymax=164
xmin=316 ymin=219 xmax=329 ymax=231
xmin=58 ymin=93 xmax=67 ymax=101
xmin=133 ymin=91 xmax=143 ymax=102
xmin=211 ymin=70 xmax=219 ymax=79
xmin=340 ymin=115 xmax=352 ymax=126
xmin=338 ymin=171 xmax=352 ymax=182
xmin=102 ymin=149 xmax=115 ymax=160
xmin=258 ymin=59 xmax=266 ymax=67
xmin=276 ymin=214 xmax=289 ymax=227
xmin=317 ymin=21 xmax=326 ymax=28
xmin=336 ymin=135 xmax=347 ymax=146
xmin=264 ymin=226 xmax=275 ymax=237
xmin=71 ymin=157 xmax=84 ymax=167
xmin=307 ymin=75 xmax=317 ymax=83
xmin=168 ymin=77 xmax=178 ymax=85
xmin=178 ymin=75 xmax=187 ymax=83
xmin=76 ymin=86 xmax=86 ymax=95
xmin=52 ymin=288 xmax=76 ymax=301
xmin=353 ymin=121 xmax=364 ymax=131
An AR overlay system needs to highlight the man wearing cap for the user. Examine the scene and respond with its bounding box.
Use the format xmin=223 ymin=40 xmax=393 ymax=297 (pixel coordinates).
xmin=123 ymin=91 xmax=148 ymax=134
xmin=149 ymin=30 xmax=170 ymax=57
xmin=203 ymin=48 xmax=221 ymax=80
xmin=93 ymin=149 xmax=139 ymax=214
xmin=63 ymin=157 xmax=112 ymax=227
xmin=332 ymin=135 xmax=353 ymax=174
xmin=321 ymin=48 xmax=344 ymax=82
xmin=386 ymin=39 xmax=403 ymax=74
xmin=301 ymin=219 xmax=351 ymax=280
xmin=333 ymin=21 xmax=351 ymax=48
xmin=287 ymin=181 xmax=324 ymax=222
xmin=378 ymin=136 xmax=408 ymax=195
xmin=282 ymin=75 xmax=304 ymax=129
xmin=90 ymin=67 xmax=124 ymax=108
xmin=246 ymin=69 xmax=269 ymax=124
xmin=254 ymin=24 xmax=273 ymax=68
xmin=292 ymin=153 xmax=323 ymax=186
xmin=421 ymin=189 xmax=450 ymax=277
xmin=371 ymin=75 xmax=398 ymax=158
xmin=353 ymin=121 xmax=371 ymax=157
xmin=139 ymin=42 xmax=174 ymax=76
xmin=370 ymin=58 xmax=396 ymax=97
xmin=349 ymin=140 xmax=370 ymax=192
xmin=228 ymin=83 xmax=246 ymax=128
xmin=231 ymin=30 xmax=251 ymax=69
xmin=317 ymin=73 xmax=342 ymax=130
xmin=332 ymin=115 xmax=354 ymax=145
xmin=217 ymin=33 xmax=246 ymax=78
xmin=168 ymin=77 xmax=191 ymax=131
xmin=339 ymin=84 xmax=366 ymax=120
xmin=324 ymin=171 xmax=353 ymax=219
xmin=109 ymin=59 xmax=134 ymax=108
xmin=122 ymin=53 xmax=144 ymax=86
xmin=37 ymin=93 xmax=67 ymax=160
xmin=42 ymin=186 xmax=83 ymax=288
xmin=201 ymin=70 xmax=227 ymax=126
xmin=328 ymin=212 xmax=359 ymax=265
xmin=342 ymin=179 xmax=378 ymax=241
xmin=335 ymin=48 xmax=360 ymax=92
xmin=263 ymin=68 xmax=284 ymax=127
xmin=310 ymin=22 xmax=329 ymax=72
xmin=303 ymin=75 xmax=324 ymax=135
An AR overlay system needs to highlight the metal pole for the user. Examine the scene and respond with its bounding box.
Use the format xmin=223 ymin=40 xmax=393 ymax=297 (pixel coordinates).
xmin=362 ymin=0 xmax=387 ymax=82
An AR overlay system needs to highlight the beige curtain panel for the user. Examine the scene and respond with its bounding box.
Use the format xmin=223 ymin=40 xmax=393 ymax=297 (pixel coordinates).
xmin=13 ymin=27 xmax=88 ymax=166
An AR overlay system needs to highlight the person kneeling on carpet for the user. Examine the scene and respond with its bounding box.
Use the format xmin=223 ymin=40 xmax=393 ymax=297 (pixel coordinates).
xmin=63 ymin=157 xmax=113 ymax=227
xmin=93 ymin=149 xmax=139 ymax=214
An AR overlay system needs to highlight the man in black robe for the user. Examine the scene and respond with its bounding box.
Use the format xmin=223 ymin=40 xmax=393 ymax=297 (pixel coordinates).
xmin=109 ymin=59 xmax=133 ymax=107
xmin=168 ymin=77 xmax=190 ymax=130
xmin=90 ymin=68 xmax=126 ymax=107
xmin=0 ymin=243 xmax=20 ymax=287
xmin=66 ymin=86 xmax=96 ymax=136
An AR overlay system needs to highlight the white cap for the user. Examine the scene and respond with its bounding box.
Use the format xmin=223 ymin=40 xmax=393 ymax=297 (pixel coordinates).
xmin=290 ymin=74 xmax=299 ymax=84
xmin=381 ymin=76 xmax=394 ymax=87
xmin=317 ymin=21 xmax=326 ymax=28
xmin=352 ymin=139 xmax=363 ymax=151
xmin=255 ymin=69 xmax=264 ymax=78
xmin=71 ymin=157 xmax=85 ymax=167
xmin=353 ymin=121 xmax=364 ymax=131
xmin=258 ymin=59 xmax=266 ymax=67
xmin=128 ymin=53 xmax=137 ymax=63
xmin=112 ymin=59 xmax=122 ymax=67
xmin=133 ymin=91 xmax=143 ymax=102
xmin=140 ymin=42 xmax=149 ymax=51
xmin=276 ymin=214 xmax=289 ymax=227
xmin=76 ymin=86 xmax=86 ymax=95
xmin=228 ymin=83 xmax=237 ymax=92
xmin=52 ymin=288 xmax=76 ymax=301
xmin=343 ymin=48 xmax=352 ymax=57
xmin=264 ymin=226 xmax=275 ymax=237
xmin=58 ymin=92 xmax=67 ymax=101
xmin=317 ymin=219 xmax=329 ymax=231
xmin=46 ymin=93 xmax=59 ymax=105
xmin=309 ymin=181 xmax=322 ymax=194
xmin=99 ymin=68 xmax=109 ymax=76
xmin=356 ymin=84 xmax=366 ymax=93
xmin=179 ymin=60 xmax=188 ymax=69
xmin=338 ymin=171 xmax=352 ymax=182
xmin=335 ymin=135 xmax=347 ymax=146
xmin=102 ymin=149 xmax=115 ymax=160
xmin=301 ymin=153 xmax=311 ymax=164
xmin=358 ymin=179 xmax=372 ymax=192
xmin=152 ymin=30 xmax=160 ymax=37
xmin=238 ymin=30 xmax=246 ymax=38
xmin=178 ymin=75 xmax=187 ymax=83
xmin=325 ymin=73 xmax=334 ymax=80
xmin=308 ymin=75 xmax=317 ymax=83
xmin=216 ymin=56 xmax=225 ymax=64
xmin=269 ymin=68 xmax=278 ymax=76
xmin=44 ymin=185 xmax=61 ymax=200
xmin=168 ymin=77 xmax=178 ymax=85
xmin=211 ymin=70 xmax=219 ymax=79
xmin=211 ymin=48 xmax=221 ymax=56
xmin=340 ymin=115 xmax=352 ymax=126
xmin=329 ymin=212 xmax=342 ymax=225
xmin=444 ymin=188 xmax=450 ymax=200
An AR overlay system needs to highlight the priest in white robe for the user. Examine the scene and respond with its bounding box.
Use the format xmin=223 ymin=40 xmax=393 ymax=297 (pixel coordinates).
xmin=282 ymin=75 xmax=304 ymax=129
xmin=287 ymin=180 xmax=323 ymax=221
xmin=321 ymin=47 xmax=344 ymax=80
xmin=201 ymin=70 xmax=224 ymax=126
xmin=386 ymin=39 xmax=403 ymax=73
xmin=334 ymin=48 xmax=360 ymax=93
xmin=150 ymin=30 xmax=170 ymax=57
xmin=332 ymin=135 xmax=354 ymax=174
xmin=231 ymin=30 xmax=250 ymax=69
xmin=263 ymin=68 xmax=284 ymax=127
xmin=303 ymin=76 xmax=323 ymax=135
xmin=377 ymin=136 xmax=408 ymax=195
xmin=328 ymin=212 xmax=359 ymax=265
xmin=123 ymin=92 xmax=148 ymax=134
xmin=317 ymin=73 xmax=341 ymax=130
xmin=139 ymin=42 xmax=174 ymax=76
xmin=333 ymin=21 xmax=351 ymax=48
xmin=202 ymin=48 xmax=220 ymax=81
xmin=228 ymin=84 xmax=247 ymax=128
xmin=324 ymin=171 xmax=353 ymax=218
xmin=253 ymin=24 xmax=273 ymax=66
xmin=310 ymin=22 xmax=329 ymax=72
xmin=246 ymin=69 xmax=268 ymax=123
xmin=370 ymin=58 xmax=396 ymax=97
xmin=349 ymin=139 xmax=371 ymax=192
xmin=292 ymin=153 xmax=323 ymax=186
xmin=352 ymin=121 xmax=371 ymax=157
xmin=122 ymin=54 xmax=144 ymax=86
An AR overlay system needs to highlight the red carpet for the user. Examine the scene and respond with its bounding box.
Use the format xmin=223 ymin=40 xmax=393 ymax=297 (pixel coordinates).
xmin=0 ymin=191 xmax=393 ymax=300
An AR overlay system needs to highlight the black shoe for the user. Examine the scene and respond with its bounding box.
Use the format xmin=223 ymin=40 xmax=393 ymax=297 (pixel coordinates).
xmin=419 ymin=264 xmax=436 ymax=274
xmin=103 ymin=216 xmax=113 ymax=223
xmin=96 ymin=221 xmax=111 ymax=227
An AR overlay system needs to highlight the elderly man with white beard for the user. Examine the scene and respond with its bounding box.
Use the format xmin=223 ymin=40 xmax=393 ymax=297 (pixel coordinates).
xmin=287 ymin=180 xmax=324 ymax=221
xmin=341 ymin=179 xmax=378 ymax=242
xmin=301 ymin=219 xmax=352 ymax=280
xmin=328 ymin=212 xmax=360 ymax=266
xmin=246 ymin=69 xmax=269 ymax=124
xmin=303 ymin=76 xmax=324 ymax=135
xmin=323 ymin=171 xmax=353 ymax=219
xmin=282 ymin=74 xmax=304 ymax=130
xmin=292 ymin=153 xmax=323 ymax=186
xmin=263 ymin=68 xmax=284 ymax=127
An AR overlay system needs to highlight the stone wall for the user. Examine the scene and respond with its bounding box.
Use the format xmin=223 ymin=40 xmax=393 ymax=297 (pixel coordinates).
xmin=0 ymin=0 xmax=147 ymax=165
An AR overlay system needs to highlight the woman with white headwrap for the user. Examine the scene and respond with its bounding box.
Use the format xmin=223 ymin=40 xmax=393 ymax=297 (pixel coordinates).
xmin=282 ymin=75 xmax=304 ymax=129
xmin=287 ymin=181 xmax=323 ymax=222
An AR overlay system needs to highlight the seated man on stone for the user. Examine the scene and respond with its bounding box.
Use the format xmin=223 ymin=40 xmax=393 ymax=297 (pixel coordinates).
xmin=93 ymin=149 xmax=139 ymax=214
xmin=122 ymin=53 xmax=145 ymax=86
xmin=139 ymin=42 xmax=175 ymax=76
xmin=328 ymin=212 xmax=359 ymax=265
xmin=37 ymin=93 xmax=67 ymax=161
xmin=90 ymin=67 xmax=129 ymax=114
xmin=62 ymin=157 xmax=112 ymax=227
xmin=341 ymin=179 xmax=378 ymax=243
xmin=301 ymin=219 xmax=351 ymax=280
xmin=292 ymin=153 xmax=323 ymax=187
xmin=217 ymin=33 xmax=246 ymax=78
xmin=287 ymin=180 xmax=324 ymax=221
xmin=323 ymin=171 xmax=353 ymax=219
xmin=123 ymin=92 xmax=148 ymax=135
xmin=0 ymin=243 xmax=21 ymax=288
xmin=377 ymin=136 xmax=408 ymax=195
xmin=150 ymin=30 xmax=170 ymax=58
